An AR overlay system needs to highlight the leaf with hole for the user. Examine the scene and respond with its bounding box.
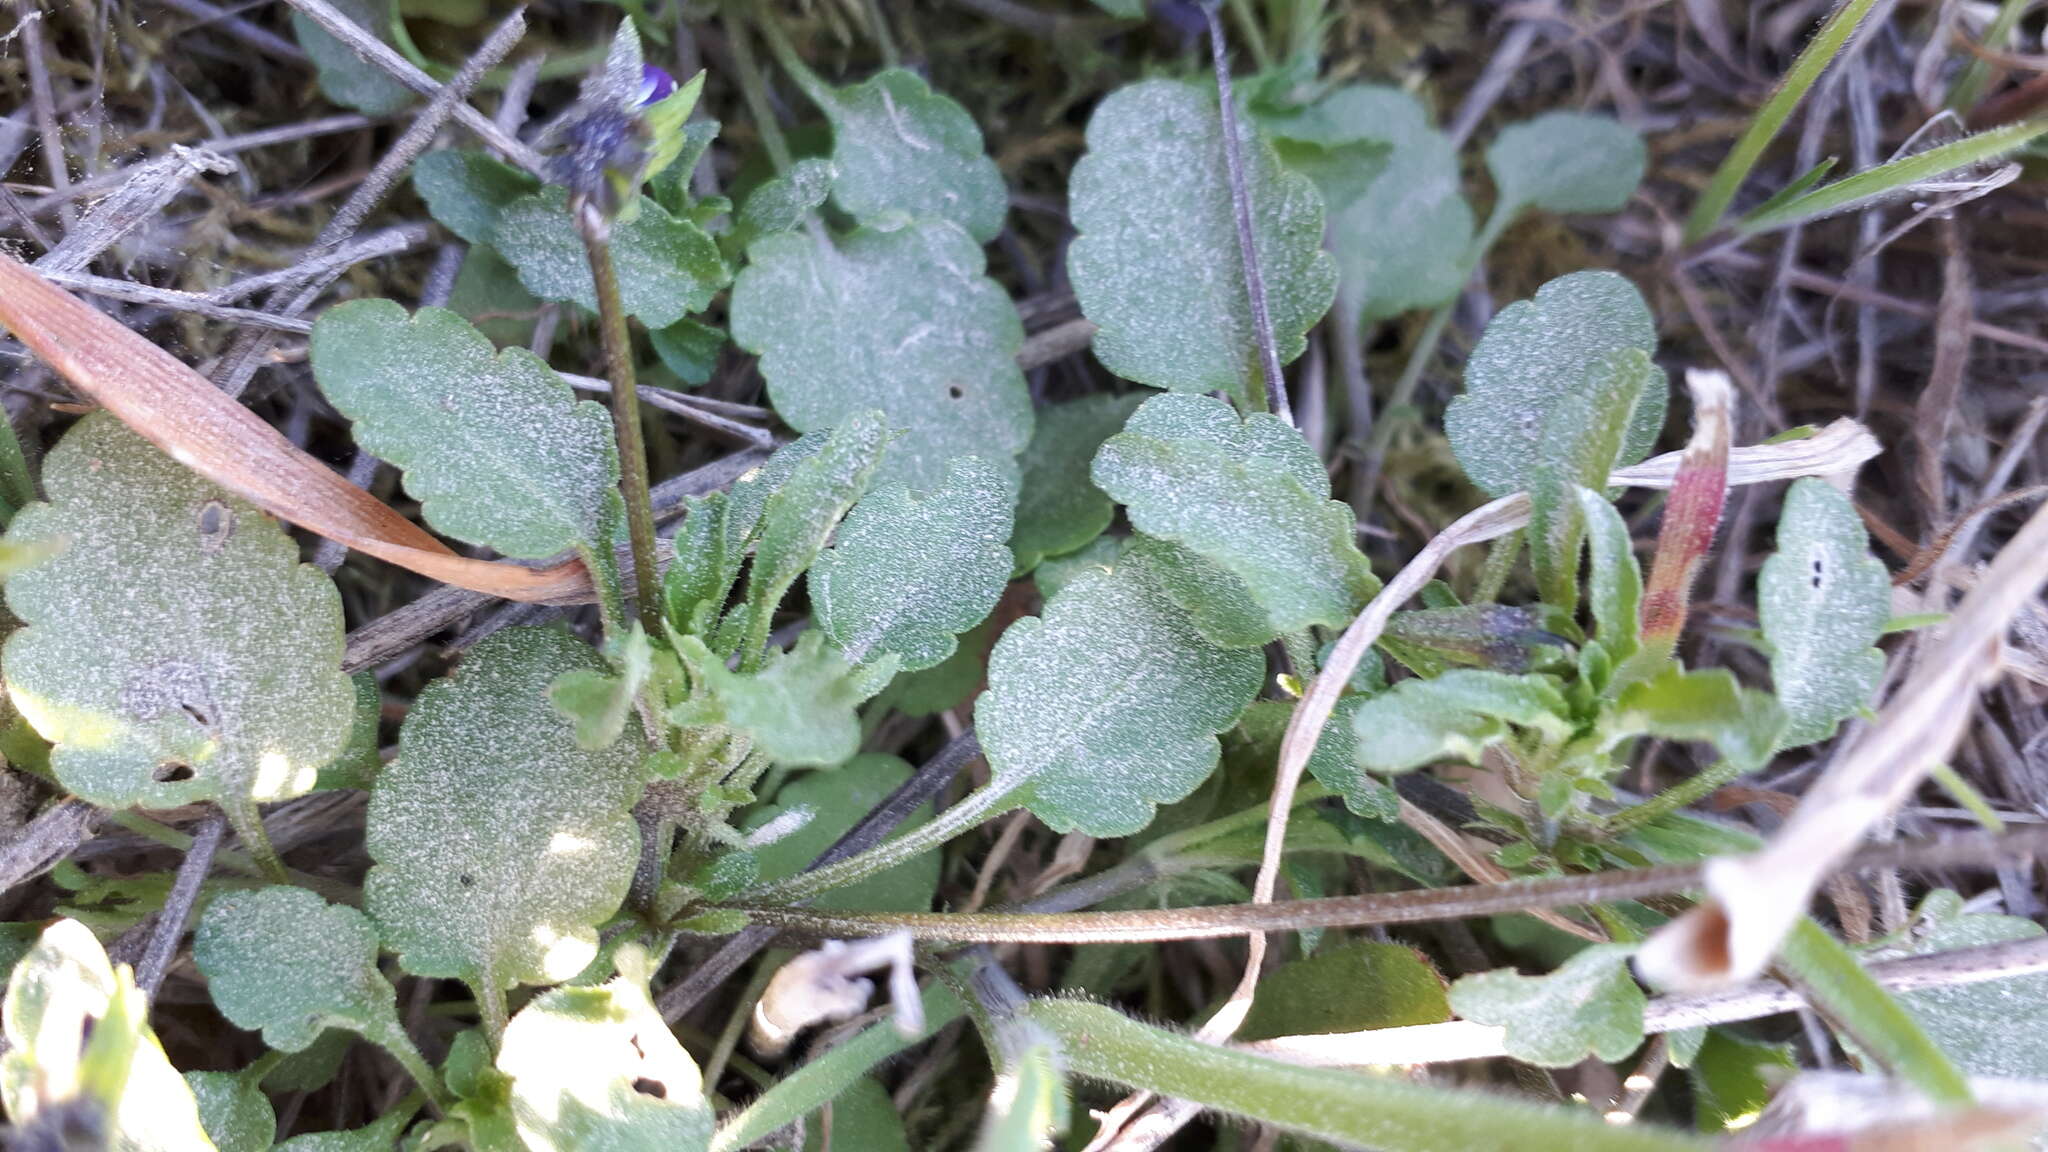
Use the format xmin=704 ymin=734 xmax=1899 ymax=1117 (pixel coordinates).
xmin=731 ymin=219 xmax=1032 ymax=493
xmin=1 ymin=414 xmax=353 ymax=874
xmin=977 ymin=555 xmax=1264 ymax=836
xmin=1486 ymin=112 xmax=1645 ymax=217
xmin=1068 ymin=79 xmax=1337 ymax=404
xmin=1444 ymin=271 xmax=1667 ymax=498
xmin=1349 ymin=670 xmax=1572 ymax=775
xmin=310 ymin=301 xmax=621 ymax=562
xmin=1093 ymin=393 xmax=1377 ymax=644
xmin=1009 ymin=393 xmax=1145 ymax=572
xmin=491 ymin=187 xmax=728 ymax=329
xmin=1448 ymin=944 xmax=1646 ymax=1067
xmin=805 ymin=69 xmax=1007 ymax=244
xmin=1760 ymin=478 xmax=1889 ymax=748
xmin=365 ymin=627 xmax=645 ymax=1022
xmin=811 ymin=455 xmax=1014 ymax=672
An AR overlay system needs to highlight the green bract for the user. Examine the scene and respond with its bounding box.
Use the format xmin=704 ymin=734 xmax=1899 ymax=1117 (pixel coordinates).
xmin=1 ymin=414 xmax=353 ymax=869
xmin=1068 ymin=79 xmax=1337 ymax=404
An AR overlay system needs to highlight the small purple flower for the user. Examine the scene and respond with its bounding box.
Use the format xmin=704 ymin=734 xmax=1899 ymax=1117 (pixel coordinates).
xmin=637 ymin=64 xmax=677 ymax=108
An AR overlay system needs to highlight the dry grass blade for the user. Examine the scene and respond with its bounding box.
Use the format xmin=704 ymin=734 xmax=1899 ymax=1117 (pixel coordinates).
xmin=0 ymin=253 xmax=597 ymax=604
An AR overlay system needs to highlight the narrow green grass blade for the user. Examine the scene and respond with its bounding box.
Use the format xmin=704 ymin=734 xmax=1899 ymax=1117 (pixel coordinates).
xmin=1776 ymin=919 xmax=1975 ymax=1106
xmin=1684 ymin=0 xmax=1885 ymax=242
xmin=1737 ymin=118 xmax=2048 ymax=233
xmin=1948 ymin=0 xmax=2032 ymax=112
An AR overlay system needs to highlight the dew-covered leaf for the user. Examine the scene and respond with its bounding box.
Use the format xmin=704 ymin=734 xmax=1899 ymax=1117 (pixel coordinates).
xmin=1 ymin=414 xmax=353 ymax=863
xmin=729 ymin=157 xmax=835 ymax=253
xmin=1068 ymin=79 xmax=1337 ymax=404
xmin=977 ymin=556 xmax=1264 ymax=836
xmin=812 ymin=455 xmax=1014 ymax=672
xmin=492 ymin=187 xmax=728 ymax=329
xmin=1443 ymin=271 xmax=1667 ymax=498
xmin=1578 ymin=487 xmax=1643 ymax=665
xmin=1486 ymin=112 xmax=1646 ymax=217
xmin=413 ymin=150 xmax=540 ymax=247
xmin=1010 ymin=393 xmax=1145 ymax=571
xmin=310 ymin=301 xmax=620 ymax=561
xmin=292 ymin=0 xmax=412 ymax=116
xmin=1241 ymin=939 xmax=1451 ymax=1039
xmin=1609 ymin=666 xmax=1786 ymax=771
xmin=741 ymin=411 xmax=890 ymax=648
xmin=187 ymin=1071 xmax=275 ymax=1152
xmin=1878 ymin=891 xmax=2048 ymax=1079
xmin=496 ymin=949 xmax=712 ymax=1152
xmin=1125 ymin=535 xmax=1276 ymax=649
xmin=1349 ymin=670 xmax=1571 ymax=775
xmin=676 ymin=632 xmax=892 ymax=769
xmin=746 ymin=754 xmax=939 ymax=912
xmin=1448 ymin=944 xmax=1646 ymax=1067
xmin=1761 ymin=478 xmax=1889 ymax=748
xmin=365 ymin=628 xmax=645 ymax=1002
xmin=0 ymin=920 xmax=215 ymax=1150
xmin=810 ymin=69 xmax=1007 ymax=244
xmin=730 ymin=218 xmax=1033 ymax=492
xmin=1093 ymin=394 xmax=1376 ymax=642
xmin=194 ymin=885 xmax=427 ymax=1073
xmin=1526 ymin=349 xmax=1654 ymax=608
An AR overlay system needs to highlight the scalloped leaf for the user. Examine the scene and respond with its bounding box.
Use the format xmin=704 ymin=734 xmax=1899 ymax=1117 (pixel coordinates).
xmin=1761 ymin=478 xmax=1889 ymax=748
xmin=1 ymin=414 xmax=353 ymax=866
xmin=1349 ymin=670 xmax=1572 ymax=775
xmin=495 ymin=951 xmax=711 ymax=1152
xmin=676 ymin=632 xmax=893 ymax=769
xmin=812 ymin=69 xmax=1007 ymax=244
xmin=1010 ymin=393 xmax=1145 ymax=572
xmin=194 ymin=886 xmax=426 ymax=1073
xmin=1443 ymin=271 xmax=1667 ymax=498
xmin=413 ymin=150 xmax=539 ymax=247
xmin=1068 ymin=79 xmax=1336 ymax=404
xmin=811 ymin=455 xmax=1014 ymax=672
xmin=976 ymin=554 xmax=1264 ymax=836
xmin=491 ymin=187 xmax=729 ymax=329
xmin=1486 ymin=112 xmax=1646 ymax=217
xmin=730 ymin=218 xmax=1033 ymax=492
xmin=1448 ymin=944 xmax=1646 ymax=1067
xmin=365 ymin=628 xmax=645 ymax=1010
xmin=310 ymin=301 xmax=620 ymax=561
xmin=1093 ymin=394 xmax=1377 ymax=643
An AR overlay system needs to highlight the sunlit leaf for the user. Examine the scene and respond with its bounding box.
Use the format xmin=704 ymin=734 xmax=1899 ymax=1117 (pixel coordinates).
xmin=1448 ymin=944 xmax=1646 ymax=1067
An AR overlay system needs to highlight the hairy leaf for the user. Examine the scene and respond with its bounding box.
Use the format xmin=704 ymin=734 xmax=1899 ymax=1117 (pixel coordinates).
xmin=1 ymin=414 xmax=353 ymax=863
xmin=976 ymin=1032 xmax=1069 ymax=1152
xmin=678 ymin=632 xmax=892 ymax=768
xmin=1449 ymin=944 xmax=1646 ymax=1066
xmin=187 ymin=1071 xmax=275 ymax=1152
xmin=979 ymin=557 xmax=1263 ymax=836
xmin=730 ymin=158 xmax=835 ymax=253
xmin=1094 ymin=394 xmax=1376 ymax=642
xmin=1068 ymin=79 xmax=1337 ymax=404
xmin=1881 ymin=891 xmax=2048 ymax=1079
xmin=492 ymin=187 xmax=728 ymax=329
xmin=1242 ymin=939 xmax=1452 ymax=1040
xmin=1609 ymin=666 xmax=1786 ymax=771
xmin=812 ymin=455 xmax=1014 ymax=671
xmin=1485 ymin=112 xmax=1645 ymax=217
xmin=731 ymin=219 xmax=1033 ymax=492
xmin=1350 ymin=670 xmax=1572 ymax=775
xmin=1527 ymin=349 xmax=1653 ymax=608
xmin=548 ymin=624 xmax=653 ymax=751
xmin=1125 ymin=535 xmax=1276 ymax=649
xmin=746 ymin=755 xmax=939 ymax=912
xmin=813 ymin=69 xmax=1008 ymax=244
xmin=311 ymin=301 xmax=620 ymax=560
xmin=1444 ymin=271 xmax=1667 ymax=498
xmin=1010 ymin=393 xmax=1145 ymax=571
xmin=1578 ymin=487 xmax=1643 ymax=666
xmin=366 ymin=628 xmax=645 ymax=1008
xmin=742 ymin=411 xmax=891 ymax=650
xmin=649 ymin=317 xmax=725 ymax=386
xmin=413 ymin=150 xmax=539 ymax=247
xmin=1761 ymin=478 xmax=1889 ymax=747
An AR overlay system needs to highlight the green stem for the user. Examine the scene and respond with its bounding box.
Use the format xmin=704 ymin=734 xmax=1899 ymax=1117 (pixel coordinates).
xmin=1776 ymin=919 xmax=1974 ymax=1106
xmin=860 ymin=0 xmax=901 ymax=69
xmin=368 ymin=1018 xmax=450 ymax=1108
xmin=733 ymin=783 xmax=1019 ymax=906
xmin=477 ymin=975 xmax=510 ymax=1049
xmin=574 ymin=203 xmax=664 ymax=641
xmin=1602 ymin=758 xmax=1744 ymax=837
xmin=1929 ymin=762 xmax=2005 ymax=832
xmin=726 ymin=1 xmax=794 ymax=173
xmin=1027 ymin=999 xmax=1712 ymax=1151
xmin=222 ymin=797 xmax=287 ymax=884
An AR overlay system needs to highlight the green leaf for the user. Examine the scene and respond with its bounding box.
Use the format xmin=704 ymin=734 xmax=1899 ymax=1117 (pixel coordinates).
xmin=272 ymin=1111 xmax=415 ymax=1152
xmin=731 ymin=218 xmax=1033 ymax=492
xmin=1448 ymin=944 xmax=1646 ymax=1066
xmin=1761 ymin=478 xmax=1889 ymax=747
xmin=977 ymin=556 xmax=1264 ymax=836
xmin=1443 ymin=271 xmax=1668 ymax=498
xmin=315 ymin=672 xmax=383 ymax=792
xmin=496 ymin=949 xmax=713 ymax=1152
xmin=806 ymin=1077 xmax=910 ymax=1152
xmin=649 ymin=317 xmax=726 ymax=386
xmin=730 ymin=157 xmax=835 ymax=252
xmin=1234 ymin=697 xmax=1397 ymax=822
xmin=812 ymin=69 xmax=1008 ymax=244
xmin=1609 ymin=666 xmax=1785 ymax=771
xmin=194 ymin=886 xmax=430 ymax=1084
xmin=894 ymin=619 xmax=992 ymax=718
xmin=1486 ymin=112 xmax=1645 ymax=217
xmin=1880 ymin=892 xmax=2048 ymax=1080
xmin=746 ymin=755 xmax=939 ymax=913
xmin=1 ymin=414 xmax=353 ymax=870
xmin=365 ymin=628 xmax=646 ymax=1016
xmin=1033 ymin=534 xmax=1127 ymax=602
xmin=413 ymin=150 xmax=540 ymax=247
xmin=548 ymin=624 xmax=654 ymax=751
xmin=1577 ymin=487 xmax=1643 ymax=665
xmin=447 ymin=245 xmax=542 ymax=348
xmin=310 ymin=301 xmax=620 ymax=560
xmin=1125 ymin=535 xmax=1278 ymax=649
xmin=678 ymin=632 xmax=893 ymax=768
xmin=1010 ymin=393 xmax=1145 ymax=571
xmin=1241 ymin=940 xmax=1452 ymax=1039
xmin=812 ymin=456 xmax=1014 ymax=672
xmin=1776 ymin=918 xmax=1972 ymax=1106
xmin=187 ymin=1071 xmax=276 ymax=1152
xmin=1527 ymin=349 xmax=1654 ymax=607
xmin=1068 ymin=79 xmax=1337 ymax=404
xmin=976 ymin=1032 xmax=1069 ymax=1152
xmin=0 ymin=920 xmax=215 ymax=1150
xmin=1093 ymin=394 xmax=1377 ymax=642
xmin=492 ymin=187 xmax=729 ymax=329
xmin=1688 ymin=1031 xmax=1794 ymax=1132
xmin=741 ymin=411 xmax=891 ymax=651
xmin=292 ymin=0 xmax=413 ymax=116
xmin=1349 ymin=670 xmax=1572 ymax=775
